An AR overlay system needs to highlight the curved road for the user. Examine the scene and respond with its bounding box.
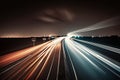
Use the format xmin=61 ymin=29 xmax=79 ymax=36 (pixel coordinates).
xmin=0 ymin=37 xmax=120 ymax=80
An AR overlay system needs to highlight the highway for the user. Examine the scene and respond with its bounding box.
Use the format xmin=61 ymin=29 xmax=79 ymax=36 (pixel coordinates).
xmin=0 ymin=37 xmax=120 ymax=80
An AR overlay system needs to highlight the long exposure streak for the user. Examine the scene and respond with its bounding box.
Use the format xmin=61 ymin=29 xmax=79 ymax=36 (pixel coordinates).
xmin=0 ymin=37 xmax=120 ymax=80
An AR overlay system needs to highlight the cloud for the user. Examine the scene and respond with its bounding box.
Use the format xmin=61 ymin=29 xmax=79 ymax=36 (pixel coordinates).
xmin=36 ymin=8 xmax=75 ymax=23
xmin=39 ymin=16 xmax=57 ymax=23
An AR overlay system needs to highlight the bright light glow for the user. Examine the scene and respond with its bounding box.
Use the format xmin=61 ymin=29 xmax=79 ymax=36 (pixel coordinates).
xmin=67 ymin=33 xmax=81 ymax=38
xmin=67 ymin=16 xmax=120 ymax=36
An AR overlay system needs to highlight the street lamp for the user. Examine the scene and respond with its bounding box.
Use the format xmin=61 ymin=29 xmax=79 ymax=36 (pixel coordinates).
xmin=31 ymin=37 xmax=36 ymax=46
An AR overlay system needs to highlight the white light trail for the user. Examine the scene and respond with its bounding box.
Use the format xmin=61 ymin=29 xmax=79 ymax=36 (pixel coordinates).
xmin=74 ymin=39 xmax=120 ymax=54
xmin=64 ymin=43 xmax=78 ymax=80
xmin=71 ymin=39 xmax=120 ymax=71
xmin=67 ymin=16 xmax=120 ymax=36
xmin=64 ymin=37 xmax=120 ymax=78
xmin=65 ymin=38 xmax=105 ymax=73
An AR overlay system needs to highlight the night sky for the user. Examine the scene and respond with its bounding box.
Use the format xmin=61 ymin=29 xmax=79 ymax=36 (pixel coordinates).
xmin=0 ymin=0 xmax=120 ymax=37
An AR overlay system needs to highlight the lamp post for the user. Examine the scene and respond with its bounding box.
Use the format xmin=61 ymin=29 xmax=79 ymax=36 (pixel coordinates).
xmin=31 ymin=37 xmax=36 ymax=46
xmin=42 ymin=37 xmax=46 ymax=42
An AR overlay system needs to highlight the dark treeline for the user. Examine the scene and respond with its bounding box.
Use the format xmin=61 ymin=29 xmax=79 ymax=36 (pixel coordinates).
xmin=0 ymin=37 xmax=51 ymax=56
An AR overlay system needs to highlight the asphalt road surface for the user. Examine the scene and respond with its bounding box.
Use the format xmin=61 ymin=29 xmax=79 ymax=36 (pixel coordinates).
xmin=0 ymin=37 xmax=120 ymax=80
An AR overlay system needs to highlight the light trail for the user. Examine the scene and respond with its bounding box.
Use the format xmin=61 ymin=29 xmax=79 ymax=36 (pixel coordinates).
xmin=70 ymin=39 xmax=120 ymax=72
xmin=63 ymin=37 xmax=120 ymax=80
xmin=1 ymin=41 xmax=54 ymax=80
xmin=56 ymin=42 xmax=61 ymax=80
xmin=0 ymin=54 xmax=32 ymax=75
xmin=35 ymin=43 xmax=57 ymax=80
xmin=73 ymin=38 xmax=120 ymax=54
xmin=26 ymin=44 xmax=56 ymax=80
xmin=0 ymin=40 xmax=55 ymax=80
xmin=35 ymin=37 xmax=64 ymax=80
xmin=0 ymin=37 xmax=64 ymax=80
xmin=64 ymin=38 xmax=105 ymax=79
xmin=71 ymin=39 xmax=120 ymax=73
xmin=66 ymin=38 xmax=105 ymax=73
xmin=16 ymin=43 xmax=55 ymax=80
xmin=0 ymin=37 xmax=119 ymax=80
xmin=0 ymin=41 xmax=51 ymax=67
xmin=64 ymin=41 xmax=78 ymax=80
xmin=46 ymin=48 xmax=56 ymax=80
xmin=67 ymin=16 xmax=120 ymax=36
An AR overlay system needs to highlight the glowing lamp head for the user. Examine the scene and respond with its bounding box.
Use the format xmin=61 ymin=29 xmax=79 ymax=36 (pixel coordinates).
xmin=67 ymin=33 xmax=73 ymax=38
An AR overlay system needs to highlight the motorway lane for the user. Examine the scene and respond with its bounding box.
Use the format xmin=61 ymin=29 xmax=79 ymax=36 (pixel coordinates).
xmin=0 ymin=41 xmax=51 ymax=67
xmin=0 ymin=37 xmax=120 ymax=80
xmin=73 ymin=39 xmax=120 ymax=62
xmin=0 ymin=37 xmax=65 ymax=80
xmin=63 ymin=37 xmax=120 ymax=80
